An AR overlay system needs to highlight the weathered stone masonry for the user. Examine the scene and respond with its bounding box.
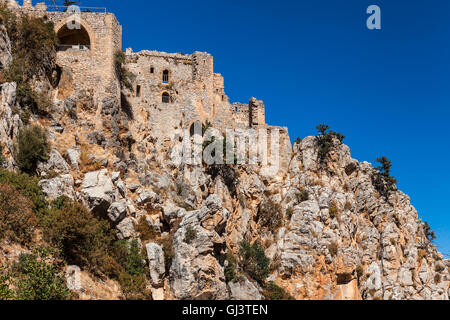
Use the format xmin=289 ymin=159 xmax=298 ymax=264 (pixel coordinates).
xmin=3 ymin=0 xmax=291 ymax=168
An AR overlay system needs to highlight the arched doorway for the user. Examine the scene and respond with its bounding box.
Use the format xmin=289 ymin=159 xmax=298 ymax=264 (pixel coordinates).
xmin=56 ymin=24 xmax=91 ymax=51
xmin=162 ymin=92 xmax=170 ymax=103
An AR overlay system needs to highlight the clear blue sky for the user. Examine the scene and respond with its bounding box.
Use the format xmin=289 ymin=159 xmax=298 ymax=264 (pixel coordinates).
xmin=48 ymin=0 xmax=450 ymax=254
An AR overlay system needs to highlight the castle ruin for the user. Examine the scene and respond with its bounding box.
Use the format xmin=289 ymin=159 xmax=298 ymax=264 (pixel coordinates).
xmin=2 ymin=0 xmax=291 ymax=168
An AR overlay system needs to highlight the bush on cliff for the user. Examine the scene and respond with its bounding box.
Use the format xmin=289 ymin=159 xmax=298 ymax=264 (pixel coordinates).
xmin=0 ymin=184 xmax=37 ymax=245
xmin=43 ymin=196 xmax=118 ymax=277
xmin=257 ymin=199 xmax=283 ymax=230
xmin=0 ymin=5 xmax=57 ymax=114
xmin=14 ymin=125 xmax=50 ymax=175
xmin=13 ymin=249 xmax=70 ymax=300
xmin=0 ymin=169 xmax=48 ymax=217
xmin=372 ymin=156 xmax=397 ymax=197
xmin=114 ymin=50 xmax=135 ymax=91
xmin=239 ymin=241 xmax=270 ymax=283
xmin=315 ymin=124 xmax=345 ymax=163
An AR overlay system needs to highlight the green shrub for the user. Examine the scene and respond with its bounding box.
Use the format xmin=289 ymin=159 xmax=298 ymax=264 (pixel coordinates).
xmin=0 ymin=184 xmax=37 ymax=244
xmin=0 ymin=266 xmax=14 ymax=300
xmin=297 ymin=188 xmax=309 ymax=202
xmin=239 ymin=241 xmax=270 ymax=283
xmin=135 ymin=216 xmax=158 ymax=243
xmin=13 ymin=249 xmax=69 ymax=300
xmin=113 ymin=239 xmax=151 ymax=300
xmin=184 ymin=226 xmax=197 ymax=244
xmin=117 ymin=271 xmax=151 ymax=300
xmin=258 ymin=199 xmax=283 ymax=230
xmin=372 ymin=156 xmax=398 ymax=197
xmin=0 ymin=169 xmax=48 ymax=217
xmin=113 ymin=239 xmax=147 ymax=277
xmin=315 ymin=124 xmax=345 ymax=163
xmin=263 ymin=281 xmax=293 ymax=300
xmin=14 ymin=125 xmax=50 ymax=175
xmin=0 ymin=6 xmax=57 ymax=114
xmin=224 ymin=251 xmax=237 ymax=283
xmin=43 ymin=196 xmax=118 ymax=277
xmin=114 ymin=50 xmax=135 ymax=91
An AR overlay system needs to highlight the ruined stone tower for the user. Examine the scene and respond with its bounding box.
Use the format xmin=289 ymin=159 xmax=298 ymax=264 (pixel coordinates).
xmin=3 ymin=0 xmax=272 ymax=140
xmin=3 ymin=0 xmax=122 ymax=110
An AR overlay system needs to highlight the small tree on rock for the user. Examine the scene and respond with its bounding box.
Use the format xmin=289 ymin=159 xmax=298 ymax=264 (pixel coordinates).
xmin=372 ymin=156 xmax=397 ymax=197
xmin=14 ymin=125 xmax=50 ymax=175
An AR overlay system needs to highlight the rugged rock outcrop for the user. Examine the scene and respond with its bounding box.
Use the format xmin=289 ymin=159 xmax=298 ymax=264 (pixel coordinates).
xmin=0 ymin=10 xmax=447 ymax=300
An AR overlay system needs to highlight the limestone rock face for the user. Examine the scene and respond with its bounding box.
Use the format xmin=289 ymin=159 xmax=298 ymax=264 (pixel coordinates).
xmin=0 ymin=82 xmax=22 ymax=168
xmin=37 ymin=149 xmax=70 ymax=176
xmin=38 ymin=174 xmax=75 ymax=201
xmin=30 ymin=126 xmax=449 ymax=300
xmin=170 ymin=195 xmax=229 ymax=300
xmin=146 ymin=242 xmax=165 ymax=286
xmin=228 ymin=278 xmax=262 ymax=300
xmin=80 ymin=169 xmax=117 ymax=216
xmin=107 ymin=200 xmax=128 ymax=223
xmin=0 ymin=22 xmax=12 ymax=71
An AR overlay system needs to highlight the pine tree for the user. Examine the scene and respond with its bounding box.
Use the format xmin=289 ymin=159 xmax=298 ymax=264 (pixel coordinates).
xmin=373 ymin=156 xmax=398 ymax=197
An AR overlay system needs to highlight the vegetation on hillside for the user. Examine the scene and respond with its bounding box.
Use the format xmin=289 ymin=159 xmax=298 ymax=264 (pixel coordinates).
xmin=14 ymin=125 xmax=50 ymax=175
xmin=372 ymin=156 xmax=398 ymax=197
xmin=114 ymin=50 xmax=135 ymax=91
xmin=0 ymin=5 xmax=57 ymax=115
xmin=315 ymin=124 xmax=345 ymax=163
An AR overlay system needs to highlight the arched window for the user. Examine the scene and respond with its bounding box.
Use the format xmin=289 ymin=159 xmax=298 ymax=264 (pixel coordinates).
xmin=150 ymin=67 xmax=154 ymax=74
xmin=57 ymin=23 xmax=91 ymax=51
xmin=162 ymin=92 xmax=170 ymax=103
xmin=162 ymin=70 xmax=169 ymax=83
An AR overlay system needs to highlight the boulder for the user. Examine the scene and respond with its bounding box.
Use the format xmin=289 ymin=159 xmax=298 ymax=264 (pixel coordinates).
xmin=80 ymin=169 xmax=117 ymax=216
xmin=116 ymin=217 xmax=135 ymax=239
xmin=37 ymin=149 xmax=70 ymax=175
xmin=146 ymin=242 xmax=165 ymax=286
xmin=107 ymin=200 xmax=128 ymax=223
xmin=66 ymin=148 xmax=81 ymax=170
xmin=38 ymin=174 xmax=75 ymax=201
xmin=228 ymin=278 xmax=262 ymax=300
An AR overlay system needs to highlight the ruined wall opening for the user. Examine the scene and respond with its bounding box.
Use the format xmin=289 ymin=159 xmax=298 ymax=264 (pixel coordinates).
xmin=162 ymin=92 xmax=170 ymax=103
xmin=57 ymin=24 xmax=91 ymax=51
xmin=162 ymin=69 xmax=169 ymax=83
xmin=136 ymin=85 xmax=141 ymax=97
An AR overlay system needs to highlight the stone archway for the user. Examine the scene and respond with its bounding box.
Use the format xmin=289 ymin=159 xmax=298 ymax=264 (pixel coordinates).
xmin=54 ymin=17 xmax=96 ymax=52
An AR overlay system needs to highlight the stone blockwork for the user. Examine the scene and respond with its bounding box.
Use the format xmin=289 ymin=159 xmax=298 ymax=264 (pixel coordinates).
xmin=123 ymin=49 xmax=269 ymax=138
xmin=3 ymin=0 xmax=287 ymax=160
xmin=2 ymin=0 xmax=122 ymax=125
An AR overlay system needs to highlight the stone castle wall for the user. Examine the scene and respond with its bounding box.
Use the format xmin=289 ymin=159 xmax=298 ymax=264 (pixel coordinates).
xmin=2 ymin=1 xmax=288 ymax=150
xmin=2 ymin=0 xmax=122 ymax=121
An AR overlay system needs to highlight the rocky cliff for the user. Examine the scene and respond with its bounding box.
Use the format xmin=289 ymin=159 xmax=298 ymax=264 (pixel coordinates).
xmin=0 ymin=14 xmax=448 ymax=300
